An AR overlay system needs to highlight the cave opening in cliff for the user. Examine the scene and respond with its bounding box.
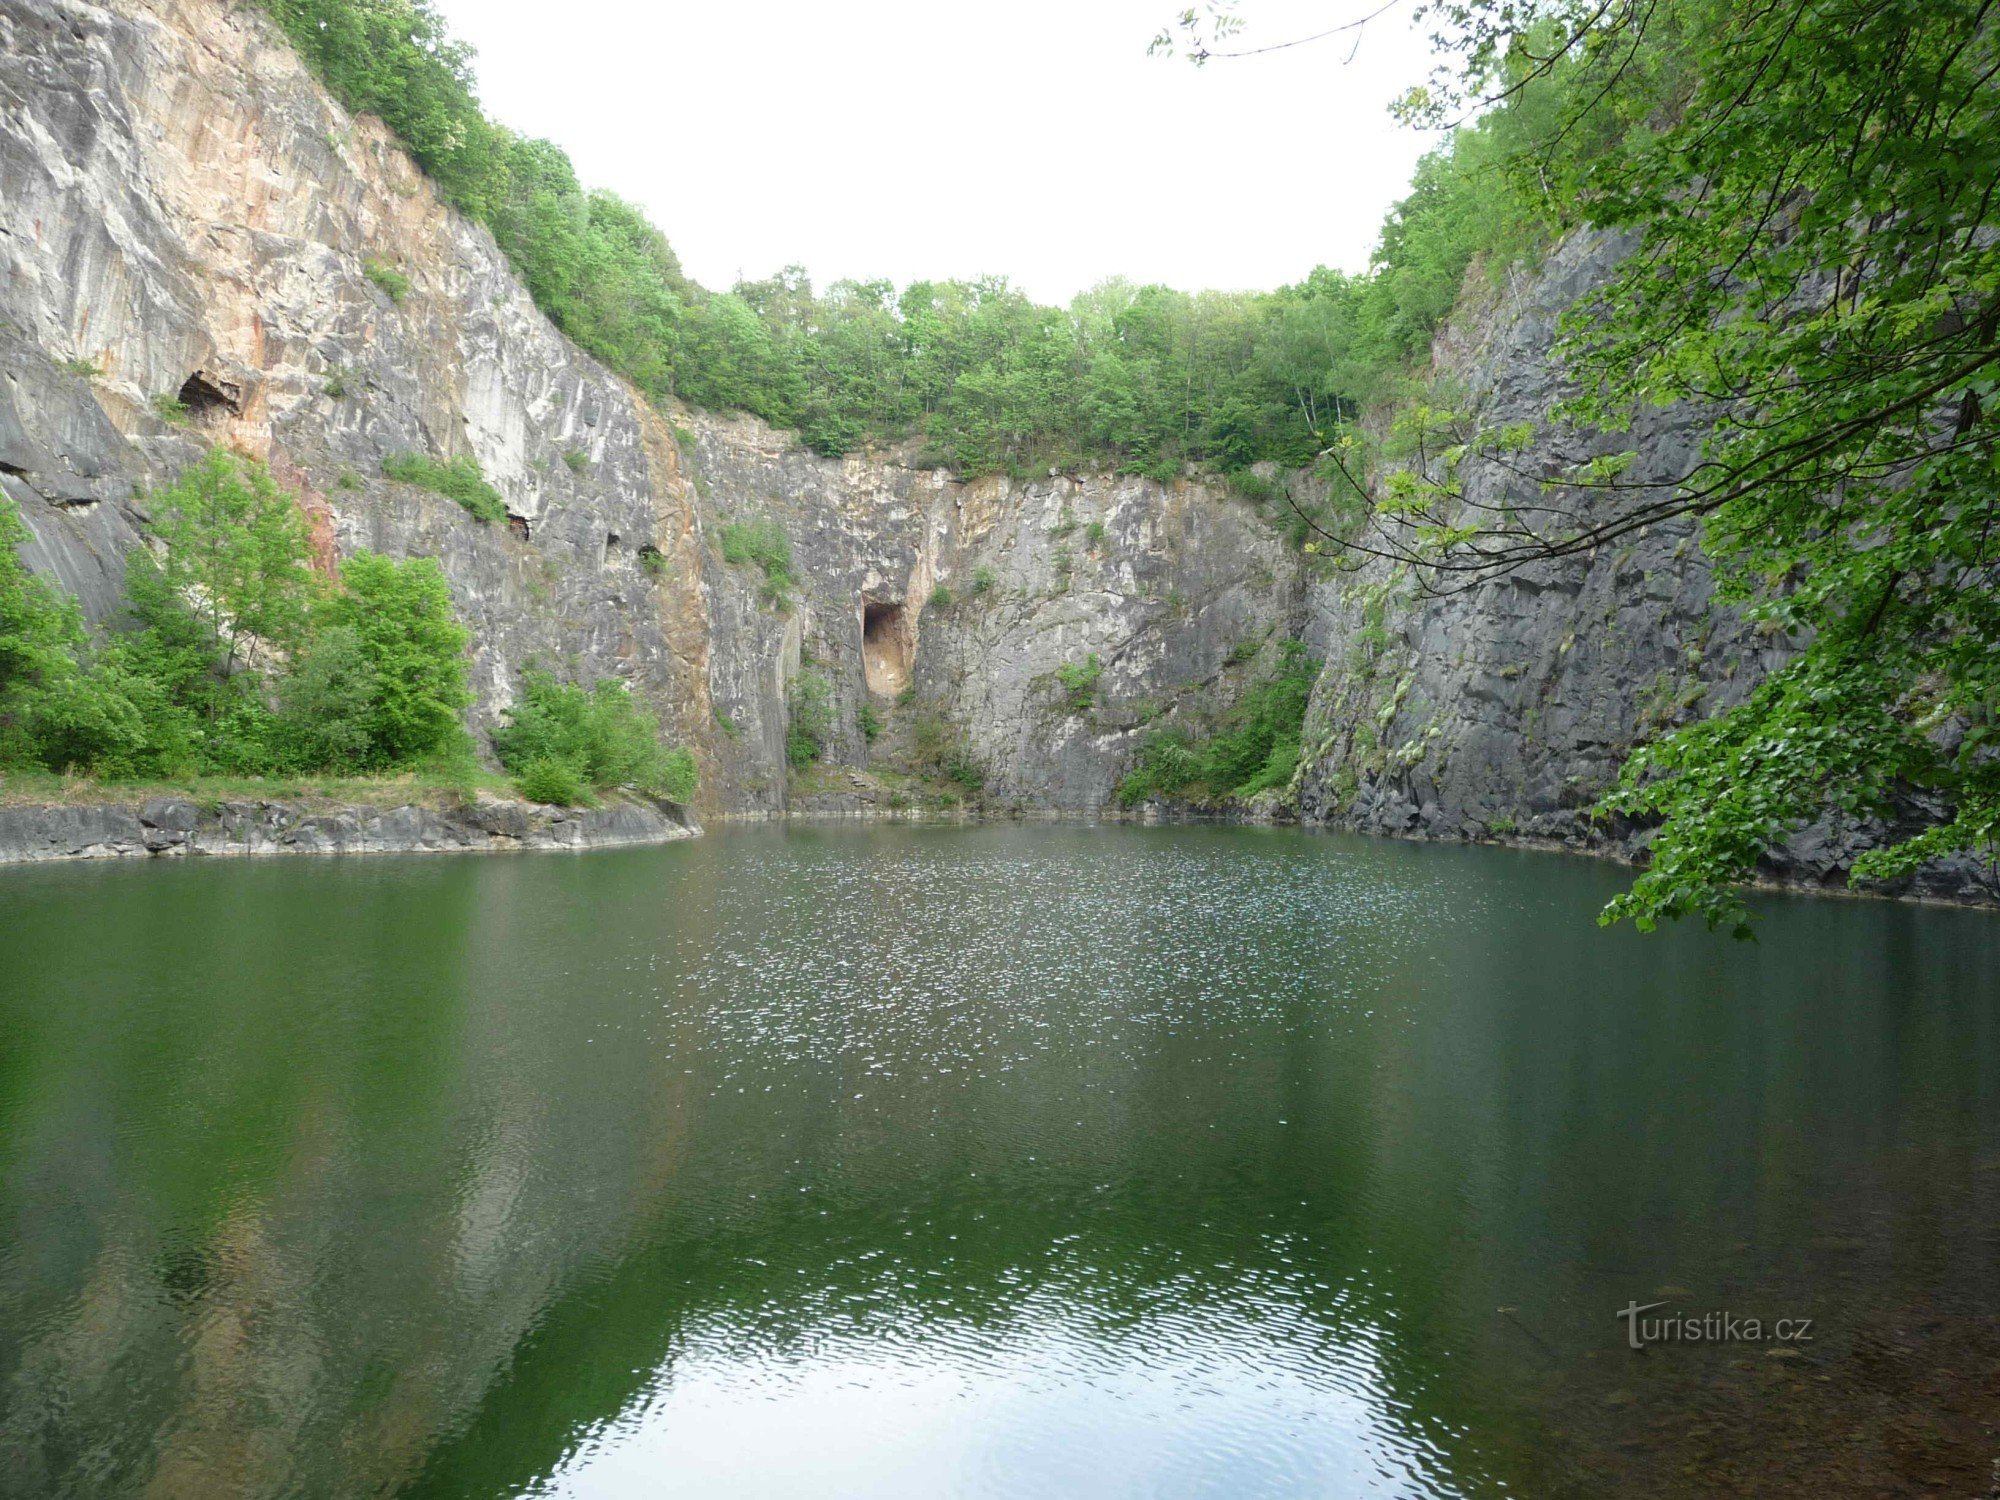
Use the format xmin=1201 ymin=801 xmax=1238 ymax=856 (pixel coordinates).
xmin=862 ymin=599 xmax=910 ymax=698
xmin=175 ymin=370 xmax=238 ymax=420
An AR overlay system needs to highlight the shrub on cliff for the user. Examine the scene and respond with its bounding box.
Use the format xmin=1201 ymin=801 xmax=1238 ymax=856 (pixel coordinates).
xmin=382 ymin=453 xmax=507 ymax=524
xmin=1116 ymin=644 xmax=1320 ymax=806
xmin=321 ymin=553 xmax=473 ymax=768
xmin=494 ymin=670 xmax=696 ymax=802
xmin=785 ymin=671 xmax=833 ymax=768
xmin=513 ymin=754 xmax=590 ymax=808
xmin=718 ymin=519 xmax=796 ymax=606
xmin=1053 ymin=654 xmax=1103 ymax=714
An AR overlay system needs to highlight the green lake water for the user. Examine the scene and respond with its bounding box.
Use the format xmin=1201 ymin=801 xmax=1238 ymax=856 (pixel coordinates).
xmin=1 ymin=824 xmax=1995 ymax=1497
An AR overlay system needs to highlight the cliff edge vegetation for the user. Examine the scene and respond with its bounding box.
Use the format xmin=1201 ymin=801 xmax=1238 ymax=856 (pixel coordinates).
xmin=0 ymin=452 xmax=694 ymax=812
xmin=249 ymin=0 xmax=1581 ymax=494
xmin=1197 ymin=0 xmax=1999 ymax=933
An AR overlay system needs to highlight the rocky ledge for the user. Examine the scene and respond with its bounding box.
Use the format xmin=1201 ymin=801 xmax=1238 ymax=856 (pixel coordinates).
xmin=0 ymin=795 xmax=697 ymax=866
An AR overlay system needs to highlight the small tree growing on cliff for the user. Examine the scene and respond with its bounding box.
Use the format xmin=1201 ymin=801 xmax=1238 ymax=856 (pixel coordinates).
xmin=786 ymin=671 xmax=834 ymax=767
xmin=493 ymin=670 xmax=697 ymax=801
xmin=321 ymin=553 xmax=472 ymax=767
xmin=150 ymin=449 xmax=318 ymax=678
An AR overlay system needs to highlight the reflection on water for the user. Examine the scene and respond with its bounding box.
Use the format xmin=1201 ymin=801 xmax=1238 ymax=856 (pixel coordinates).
xmin=0 ymin=825 xmax=1994 ymax=1498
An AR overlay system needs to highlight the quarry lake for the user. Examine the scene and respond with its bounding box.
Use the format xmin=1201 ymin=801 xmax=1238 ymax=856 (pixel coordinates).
xmin=1 ymin=825 xmax=1995 ymax=1499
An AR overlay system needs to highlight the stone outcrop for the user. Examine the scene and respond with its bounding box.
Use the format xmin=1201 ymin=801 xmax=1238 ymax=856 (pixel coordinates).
xmin=683 ymin=414 xmax=1302 ymax=812
xmin=0 ymin=793 xmax=695 ymax=864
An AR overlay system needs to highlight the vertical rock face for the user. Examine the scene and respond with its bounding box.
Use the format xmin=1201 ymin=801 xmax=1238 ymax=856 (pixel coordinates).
xmin=1289 ymin=234 xmax=1989 ymax=902
xmin=0 ymin=0 xmax=1304 ymax=815
xmin=682 ymin=413 xmax=1303 ymax=811
xmin=1294 ymin=232 xmax=1784 ymax=847
xmin=0 ymin=0 xmax=726 ymax=790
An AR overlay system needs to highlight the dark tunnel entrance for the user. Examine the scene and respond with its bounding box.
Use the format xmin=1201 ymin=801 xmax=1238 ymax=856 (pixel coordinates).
xmin=862 ymin=599 xmax=910 ymax=697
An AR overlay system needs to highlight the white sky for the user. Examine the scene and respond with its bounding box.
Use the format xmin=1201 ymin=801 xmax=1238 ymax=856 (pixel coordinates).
xmin=428 ymin=0 xmax=1441 ymax=305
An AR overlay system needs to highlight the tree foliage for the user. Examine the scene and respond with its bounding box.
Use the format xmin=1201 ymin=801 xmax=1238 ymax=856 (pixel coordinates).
xmin=150 ymin=448 xmax=320 ymax=672
xmin=786 ymin=671 xmax=834 ymax=769
xmin=0 ymin=459 xmax=480 ymax=782
xmin=1294 ymin=0 xmax=2000 ymax=929
xmin=249 ymin=0 xmax=1511 ymax=485
xmin=0 ymin=496 xmax=146 ymax=772
xmin=320 ymin=552 xmax=472 ymax=768
xmin=1117 ymin=643 xmax=1321 ymax=805
xmin=492 ymin=670 xmax=697 ymax=802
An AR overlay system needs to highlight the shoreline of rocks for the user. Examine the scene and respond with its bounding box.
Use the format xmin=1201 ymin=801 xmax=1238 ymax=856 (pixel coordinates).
xmin=0 ymin=794 xmax=698 ymax=866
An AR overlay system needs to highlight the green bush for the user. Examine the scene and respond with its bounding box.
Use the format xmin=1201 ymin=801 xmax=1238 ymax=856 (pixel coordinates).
xmin=322 ymin=552 xmax=473 ymax=767
xmin=150 ymin=393 xmax=191 ymax=426
xmin=1053 ymin=653 xmax=1102 ymax=713
xmin=562 ymin=449 xmax=590 ymax=473
xmin=363 ymin=257 xmax=410 ymax=305
xmin=1116 ymin=643 xmax=1320 ymax=805
xmin=0 ymin=496 xmax=154 ymax=775
xmin=515 ymin=755 xmax=590 ymax=807
xmin=909 ymin=707 xmax=984 ymax=792
xmin=270 ymin=625 xmax=380 ymax=771
xmin=492 ymin=669 xmax=696 ymax=800
xmin=718 ymin=518 xmax=795 ymax=605
xmin=153 ymin=449 xmax=319 ymax=669
xmin=928 ymin=584 xmax=954 ymax=609
xmin=656 ymin=746 xmax=698 ymax=803
xmin=1116 ymin=730 xmax=1206 ymax=806
xmin=382 ymin=452 xmax=507 ymax=524
xmin=1228 ymin=469 xmax=1285 ymax=507
xmin=857 ymin=702 xmax=882 ymax=741
xmin=786 ymin=670 xmax=832 ymax=768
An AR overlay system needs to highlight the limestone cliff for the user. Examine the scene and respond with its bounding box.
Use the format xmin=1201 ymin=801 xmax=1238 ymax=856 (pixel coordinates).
xmin=0 ymin=0 xmax=1302 ymax=818
xmin=1290 ymin=233 xmax=1993 ymax=904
